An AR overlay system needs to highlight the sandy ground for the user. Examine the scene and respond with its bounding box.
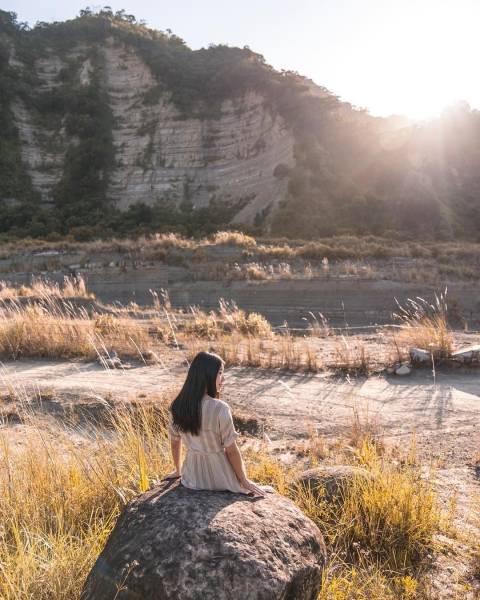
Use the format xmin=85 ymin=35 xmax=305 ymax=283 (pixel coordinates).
xmin=1 ymin=358 xmax=478 ymax=456
xmin=1 ymin=358 xmax=479 ymax=598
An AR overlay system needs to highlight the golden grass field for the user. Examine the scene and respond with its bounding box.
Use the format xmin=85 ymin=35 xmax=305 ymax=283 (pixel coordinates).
xmin=0 ymin=276 xmax=456 ymax=373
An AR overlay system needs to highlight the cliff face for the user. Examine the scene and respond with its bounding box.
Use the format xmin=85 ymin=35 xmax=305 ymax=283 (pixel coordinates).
xmin=6 ymin=33 xmax=294 ymax=223
xmin=104 ymin=39 xmax=293 ymax=217
xmin=11 ymin=53 xmax=69 ymax=204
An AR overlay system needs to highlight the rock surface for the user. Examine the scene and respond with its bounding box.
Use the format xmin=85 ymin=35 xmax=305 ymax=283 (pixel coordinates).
xmin=10 ymin=38 xmax=294 ymax=223
xmin=292 ymin=465 xmax=372 ymax=504
xmin=394 ymin=362 xmax=412 ymax=376
xmin=452 ymin=345 xmax=480 ymax=364
xmin=81 ymin=480 xmax=327 ymax=600
xmin=410 ymin=347 xmax=431 ymax=364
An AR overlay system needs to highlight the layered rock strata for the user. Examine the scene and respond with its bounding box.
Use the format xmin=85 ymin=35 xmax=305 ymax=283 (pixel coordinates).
xmin=7 ymin=38 xmax=294 ymax=222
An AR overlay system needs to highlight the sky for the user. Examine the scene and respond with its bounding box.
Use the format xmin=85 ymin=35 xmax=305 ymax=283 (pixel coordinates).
xmin=3 ymin=0 xmax=480 ymax=119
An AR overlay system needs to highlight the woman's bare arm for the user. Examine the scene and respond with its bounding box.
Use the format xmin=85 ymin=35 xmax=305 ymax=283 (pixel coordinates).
xmin=165 ymin=437 xmax=182 ymax=479
xmin=225 ymin=442 xmax=265 ymax=496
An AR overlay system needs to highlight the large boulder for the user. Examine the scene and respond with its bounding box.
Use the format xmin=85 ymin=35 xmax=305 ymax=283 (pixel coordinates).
xmin=292 ymin=465 xmax=372 ymax=504
xmin=82 ymin=480 xmax=327 ymax=600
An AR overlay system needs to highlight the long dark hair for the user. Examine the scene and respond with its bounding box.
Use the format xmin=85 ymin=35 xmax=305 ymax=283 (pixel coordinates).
xmin=171 ymin=351 xmax=224 ymax=435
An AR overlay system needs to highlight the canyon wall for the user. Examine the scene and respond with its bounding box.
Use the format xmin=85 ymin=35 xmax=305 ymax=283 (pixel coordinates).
xmin=8 ymin=37 xmax=295 ymax=223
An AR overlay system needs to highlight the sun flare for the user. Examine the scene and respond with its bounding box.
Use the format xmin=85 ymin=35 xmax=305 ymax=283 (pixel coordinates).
xmin=344 ymin=0 xmax=479 ymax=119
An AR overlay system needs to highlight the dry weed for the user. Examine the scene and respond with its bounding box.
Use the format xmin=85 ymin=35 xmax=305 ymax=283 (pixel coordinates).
xmin=209 ymin=231 xmax=257 ymax=247
xmin=0 ymin=403 xmax=171 ymax=600
xmin=331 ymin=336 xmax=371 ymax=375
xmin=337 ymin=261 xmax=377 ymax=278
xmin=0 ymin=301 xmax=154 ymax=361
xmin=295 ymin=426 xmax=332 ymax=463
xmin=392 ymin=290 xmax=454 ymax=361
xmin=349 ymin=403 xmax=384 ymax=450
xmin=295 ymin=439 xmax=439 ymax=572
xmin=0 ymin=276 xmax=91 ymax=300
xmin=318 ymin=562 xmax=421 ymax=599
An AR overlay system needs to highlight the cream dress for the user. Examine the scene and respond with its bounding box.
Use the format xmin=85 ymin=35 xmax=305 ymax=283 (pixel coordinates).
xmin=169 ymin=395 xmax=249 ymax=494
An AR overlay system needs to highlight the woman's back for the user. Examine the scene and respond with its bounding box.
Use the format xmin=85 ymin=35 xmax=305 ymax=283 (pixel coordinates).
xmin=169 ymin=395 xmax=246 ymax=493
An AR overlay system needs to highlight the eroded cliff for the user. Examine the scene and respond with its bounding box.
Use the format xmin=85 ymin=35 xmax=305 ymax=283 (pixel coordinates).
xmin=3 ymin=25 xmax=294 ymax=225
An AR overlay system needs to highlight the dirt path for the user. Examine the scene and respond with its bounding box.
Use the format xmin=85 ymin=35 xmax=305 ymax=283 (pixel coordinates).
xmin=1 ymin=358 xmax=479 ymax=461
xmin=0 ymin=359 xmax=182 ymax=400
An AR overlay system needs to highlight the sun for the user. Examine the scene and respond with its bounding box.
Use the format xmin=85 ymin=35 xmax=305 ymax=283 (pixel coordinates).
xmin=367 ymin=77 xmax=460 ymax=121
xmin=345 ymin=0 xmax=479 ymax=120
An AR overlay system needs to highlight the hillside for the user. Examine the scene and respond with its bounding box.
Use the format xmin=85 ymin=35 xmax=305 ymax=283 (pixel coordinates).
xmin=1 ymin=8 xmax=480 ymax=240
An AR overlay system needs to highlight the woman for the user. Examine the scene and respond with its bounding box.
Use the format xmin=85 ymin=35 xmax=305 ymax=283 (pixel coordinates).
xmin=165 ymin=351 xmax=265 ymax=497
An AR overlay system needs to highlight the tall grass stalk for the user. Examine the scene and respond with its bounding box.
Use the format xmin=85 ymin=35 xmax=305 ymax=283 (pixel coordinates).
xmin=393 ymin=290 xmax=454 ymax=361
xmin=0 ymin=404 xmax=171 ymax=600
xmin=294 ymin=439 xmax=439 ymax=572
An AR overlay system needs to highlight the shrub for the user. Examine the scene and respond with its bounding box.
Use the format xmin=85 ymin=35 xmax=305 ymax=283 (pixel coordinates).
xmin=295 ymin=440 xmax=439 ymax=572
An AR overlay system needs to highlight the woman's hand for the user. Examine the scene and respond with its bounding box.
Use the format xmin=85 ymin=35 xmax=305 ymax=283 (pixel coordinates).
xmin=240 ymin=478 xmax=266 ymax=497
xmin=163 ymin=469 xmax=181 ymax=480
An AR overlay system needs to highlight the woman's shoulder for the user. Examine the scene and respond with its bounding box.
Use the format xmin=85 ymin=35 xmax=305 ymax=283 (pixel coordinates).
xmin=203 ymin=395 xmax=230 ymax=412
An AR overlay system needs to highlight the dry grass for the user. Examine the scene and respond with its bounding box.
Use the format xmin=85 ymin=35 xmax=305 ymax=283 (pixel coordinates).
xmin=3 ymin=232 xmax=480 ymax=269
xmin=0 ymin=292 xmax=336 ymax=372
xmin=251 ymin=419 xmax=441 ymax=598
xmin=0 ymin=402 xmax=172 ymax=600
xmin=295 ymin=440 xmax=439 ymax=598
xmin=349 ymin=403 xmax=384 ymax=450
xmin=471 ymin=494 xmax=480 ymax=583
xmin=337 ymin=261 xmax=377 ymax=279
xmin=186 ymin=332 xmax=321 ymax=372
xmin=0 ymin=279 xmax=465 ymax=378
xmin=473 ymin=549 xmax=480 ymax=582
xmin=0 ymin=276 xmax=91 ymax=300
xmin=0 ymin=304 xmax=95 ymax=359
xmin=180 ymin=301 xmax=273 ymax=341
xmin=392 ymin=290 xmax=454 ymax=363
xmin=191 ymin=261 xmax=317 ymax=282
xmin=294 ymin=426 xmax=333 ymax=463
xmin=0 ymin=300 xmax=154 ymax=361
xmin=243 ymin=447 xmax=295 ymax=496
xmin=332 ymin=336 xmax=372 ymax=375
xmin=318 ymin=565 xmax=421 ymax=600
xmin=288 ymin=407 xmax=441 ymax=599
xmin=306 ymin=312 xmax=332 ymax=337
xmin=0 ymin=388 xmax=443 ymax=600
xmin=209 ymin=231 xmax=257 ymax=247
xmin=218 ymin=300 xmax=272 ymax=337
xmin=301 ymin=441 xmax=438 ymax=568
